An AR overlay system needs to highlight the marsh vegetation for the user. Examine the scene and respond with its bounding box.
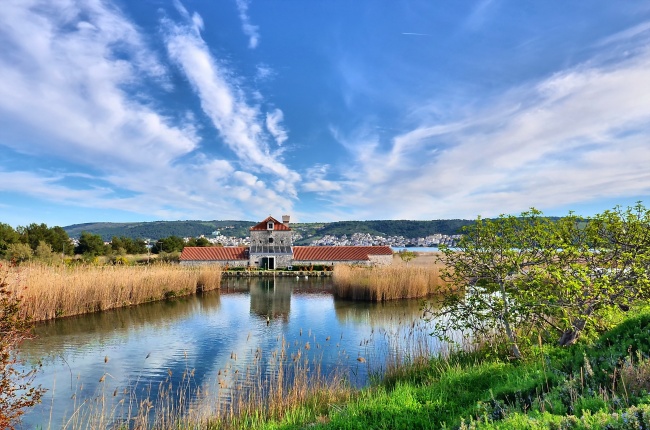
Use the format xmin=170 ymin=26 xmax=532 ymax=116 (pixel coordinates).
xmin=3 ymin=262 xmax=221 ymax=321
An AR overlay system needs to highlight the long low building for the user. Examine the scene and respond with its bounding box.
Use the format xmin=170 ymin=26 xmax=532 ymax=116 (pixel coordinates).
xmin=179 ymin=215 xmax=393 ymax=268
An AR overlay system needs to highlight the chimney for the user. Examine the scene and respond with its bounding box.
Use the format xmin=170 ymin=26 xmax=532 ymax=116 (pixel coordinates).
xmin=282 ymin=215 xmax=290 ymax=227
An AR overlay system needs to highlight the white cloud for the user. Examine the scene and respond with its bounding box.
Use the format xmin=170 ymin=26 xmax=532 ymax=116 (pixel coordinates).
xmin=302 ymin=165 xmax=342 ymax=193
xmin=327 ymin=35 xmax=650 ymax=219
xmin=162 ymin=11 xmax=300 ymax=198
xmin=234 ymin=0 xmax=259 ymax=49
xmin=265 ymin=109 xmax=288 ymax=146
xmin=0 ymin=0 xmax=196 ymax=169
xmin=0 ymin=0 xmax=296 ymax=222
xmin=255 ymin=64 xmax=275 ymax=81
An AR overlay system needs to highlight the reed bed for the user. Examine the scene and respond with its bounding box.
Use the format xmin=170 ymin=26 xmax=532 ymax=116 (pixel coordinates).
xmin=332 ymin=263 xmax=455 ymax=301
xmin=5 ymin=262 xmax=222 ymax=321
xmin=52 ymin=335 xmax=355 ymax=430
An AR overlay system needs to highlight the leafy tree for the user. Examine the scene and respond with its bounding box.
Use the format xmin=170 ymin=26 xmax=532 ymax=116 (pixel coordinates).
xmin=34 ymin=241 xmax=62 ymax=265
xmin=186 ymin=237 xmax=211 ymax=247
xmin=15 ymin=224 xmax=71 ymax=256
xmin=49 ymin=227 xmax=73 ymax=256
xmin=75 ymin=232 xmax=107 ymax=256
xmin=0 ymin=224 xmax=19 ymax=254
xmin=424 ymin=204 xmax=650 ymax=359
xmin=110 ymin=236 xmax=148 ymax=255
xmin=4 ymin=244 xmax=32 ymax=264
xmin=152 ymin=236 xmax=185 ymax=254
xmin=398 ymin=250 xmax=417 ymax=265
xmin=130 ymin=239 xmax=148 ymax=255
xmin=0 ymin=263 xmax=44 ymax=428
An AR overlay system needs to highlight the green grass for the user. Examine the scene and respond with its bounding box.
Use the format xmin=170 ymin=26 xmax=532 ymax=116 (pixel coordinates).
xmin=236 ymin=309 xmax=650 ymax=430
xmin=48 ymin=307 xmax=650 ymax=429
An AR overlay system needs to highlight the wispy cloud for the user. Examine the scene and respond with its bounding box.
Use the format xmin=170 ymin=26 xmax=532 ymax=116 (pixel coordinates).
xmin=234 ymin=0 xmax=260 ymax=49
xmin=265 ymin=109 xmax=288 ymax=146
xmin=0 ymin=0 xmax=296 ymax=222
xmin=325 ymin=29 xmax=650 ymax=219
xmin=162 ymin=4 xmax=300 ymax=198
xmin=302 ymin=165 xmax=342 ymax=193
xmin=401 ymin=32 xmax=430 ymax=37
xmin=463 ymin=0 xmax=498 ymax=32
xmin=255 ymin=63 xmax=274 ymax=81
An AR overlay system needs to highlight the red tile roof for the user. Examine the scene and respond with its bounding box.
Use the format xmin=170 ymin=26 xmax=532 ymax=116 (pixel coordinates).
xmin=250 ymin=216 xmax=291 ymax=231
xmin=292 ymin=246 xmax=393 ymax=262
xmin=180 ymin=247 xmax=248 ymax=261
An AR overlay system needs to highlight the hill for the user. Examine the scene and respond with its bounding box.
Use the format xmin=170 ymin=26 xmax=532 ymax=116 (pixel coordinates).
xmin=63 ymin=219 xmax=474 ymax=242
xmin=63 ymin=220 xmax=256 ymax=241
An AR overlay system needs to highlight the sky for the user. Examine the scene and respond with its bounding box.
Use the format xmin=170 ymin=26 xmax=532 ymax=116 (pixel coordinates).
xmin=1 ymin=0 xmax=650 ymax=227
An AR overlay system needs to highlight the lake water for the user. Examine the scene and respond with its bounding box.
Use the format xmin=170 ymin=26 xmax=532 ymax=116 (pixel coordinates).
xmin=18 ymin=277 xmax=443 ymax=428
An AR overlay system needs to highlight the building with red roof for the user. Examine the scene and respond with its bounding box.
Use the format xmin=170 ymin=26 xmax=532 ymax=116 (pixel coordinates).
xmin=179 ymin=215 xmax=393 ymax=268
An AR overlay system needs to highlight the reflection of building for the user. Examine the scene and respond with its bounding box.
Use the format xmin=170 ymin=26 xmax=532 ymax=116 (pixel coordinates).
xmin=248 ymin=278 xmax=291 ymax=322
xmin=179 ymin=215 xmax=393 ymax=268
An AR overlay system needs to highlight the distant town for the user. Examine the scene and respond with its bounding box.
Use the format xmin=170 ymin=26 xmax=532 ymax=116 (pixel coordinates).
xmin=201 ymin=231 xmax=461 ymax=248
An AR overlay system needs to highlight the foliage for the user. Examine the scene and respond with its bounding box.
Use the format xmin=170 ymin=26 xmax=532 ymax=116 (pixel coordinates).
xmin=63 ymin=220 xmax=257 ymax=241
xmin=424 ymin=203 xmax=650 ymax=359
xmin=17 ymin=223 xmax=72 ymax=255
xmin=398 ymin=250 xmax=417 ymax=264
xmin=0 ymin=263 xmax=44 ymax=428
xmin=110 ymin=236 xmax=148 ymax=254
xmin=0 ymin=224 xmax=19 ymax=253
xmin=157 ymin=251 xmax=181 ymax=263
xmin=186 ymin=236 xmax=211 ymax=247
xmin=315 ymin=219 xmax=475 ymax=239
xmin=75 ymin=231 xmax=108 ymax=256
xmin=153 ymin=236 xmax=185 ymax=254
xmin=60 ymin=219 xmax=476 ymax=244
xmin=4 ymin=243 xmax=32 ymax=263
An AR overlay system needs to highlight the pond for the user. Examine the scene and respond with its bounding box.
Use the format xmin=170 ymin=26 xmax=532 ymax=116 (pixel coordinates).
xmin=18 ymin=276 xmax=444 ymax=428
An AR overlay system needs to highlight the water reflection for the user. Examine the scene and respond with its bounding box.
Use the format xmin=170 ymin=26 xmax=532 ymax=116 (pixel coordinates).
xmin=19 ymin=277 xmax=441 ymax=428
xmin=249 ymin=278 xmax=291 ymax=322
xmin=22 ymin=292 xmax=221 ymax=364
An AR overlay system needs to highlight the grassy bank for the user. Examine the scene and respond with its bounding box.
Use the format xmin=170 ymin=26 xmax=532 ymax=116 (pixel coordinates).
xmin=24 ymin=305 xmax=650 ymax=429
xmin=332 ymin=263 xmax=454 ymax=301
xmin=304 ymin=310 xmax=650 ymax=430
xmin=4 ymin=262 xmax=221 ymax=321
xmin=200 ymin=308 xmax=648 ymax=430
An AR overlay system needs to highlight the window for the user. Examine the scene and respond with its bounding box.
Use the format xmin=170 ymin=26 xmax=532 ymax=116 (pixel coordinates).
xmin=268 ymin=237 xmax=274 ymax=244
xmin=267 ymin=222 xmax=274 ymax=230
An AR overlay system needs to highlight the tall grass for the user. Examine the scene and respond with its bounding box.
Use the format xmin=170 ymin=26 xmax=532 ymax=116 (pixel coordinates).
xmin=49 ymin=335 xmax=355 ymax=430
xmin=332 ymin=263 xmax=455 ymax=301
xmin=4 ymin=262 xmax=222 ymax=321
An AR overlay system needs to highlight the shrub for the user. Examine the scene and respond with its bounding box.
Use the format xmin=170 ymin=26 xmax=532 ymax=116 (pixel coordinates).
xmin=0 ymin=263 xmax=44 ymax=428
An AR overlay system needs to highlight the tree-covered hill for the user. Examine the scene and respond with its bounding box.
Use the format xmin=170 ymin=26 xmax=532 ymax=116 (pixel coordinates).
xmin=315 ymin=220 xmax=473 ymax=238
xmin=63 ymin=220 xmax=256 ymax=241
xmin=63 ymin=219 xmax=474 ymax=241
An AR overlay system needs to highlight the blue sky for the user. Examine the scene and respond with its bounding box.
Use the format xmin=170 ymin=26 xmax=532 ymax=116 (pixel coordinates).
xmin=1 ymin=0 xmax=650 ymax=227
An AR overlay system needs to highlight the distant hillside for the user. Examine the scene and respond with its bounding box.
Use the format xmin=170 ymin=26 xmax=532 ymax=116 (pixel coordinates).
xmin=63 ymin=220 xmax=256 ymax=241
xmin=290 ymin=220 xmax=473 ymax=245
xmin=64 ymin=219 xmax=474 ymax=242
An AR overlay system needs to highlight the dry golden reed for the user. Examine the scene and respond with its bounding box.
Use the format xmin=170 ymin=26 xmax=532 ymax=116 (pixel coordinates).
xmin=332 ymin=263 xmax=454 ymax=301
xmin=5 ymin=262 xmax=222 ymax=321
